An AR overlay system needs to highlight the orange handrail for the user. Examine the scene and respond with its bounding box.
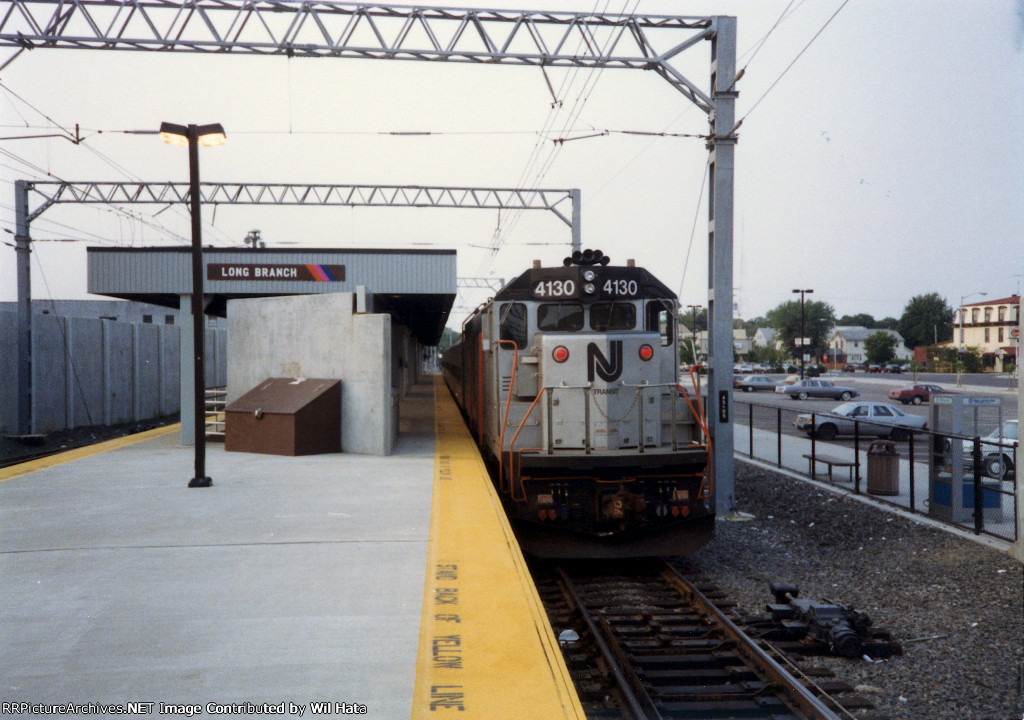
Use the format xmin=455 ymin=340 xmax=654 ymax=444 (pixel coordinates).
xmin=678 ymin=381 xmax=713 ymax=501
xmin=493 ymin=339 xmax=519 ymax=492
xmin=507 ymin=387 xmax=548 ymax=502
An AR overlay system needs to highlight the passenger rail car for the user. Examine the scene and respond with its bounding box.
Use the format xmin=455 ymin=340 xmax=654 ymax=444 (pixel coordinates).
xmin=442 ymin=250 xmax=713 ymax=558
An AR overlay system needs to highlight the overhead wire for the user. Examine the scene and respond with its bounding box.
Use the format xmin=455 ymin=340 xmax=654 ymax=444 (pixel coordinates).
xmin=674 ymin=0 xmax=842 ymax=304
xmin=479 ymin=0 xmax=639 ymax=273
xmin=736 ymin=0 xmax=849 ymax=128
xmin=0 ymin=84 xmax=237 ymax=248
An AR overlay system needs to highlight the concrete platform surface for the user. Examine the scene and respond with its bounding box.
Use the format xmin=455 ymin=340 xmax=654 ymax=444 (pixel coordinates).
xmin=1 ymin=404 xmax=435 ymax=717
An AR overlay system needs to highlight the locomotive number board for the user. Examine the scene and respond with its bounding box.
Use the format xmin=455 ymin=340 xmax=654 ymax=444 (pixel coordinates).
xmin=529 ymin=268 xmax=643 ymax=300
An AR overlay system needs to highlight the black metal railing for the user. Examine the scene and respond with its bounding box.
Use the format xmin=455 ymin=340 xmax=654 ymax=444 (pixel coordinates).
xmin=733 ymin=398 xmax=1018 ymax=544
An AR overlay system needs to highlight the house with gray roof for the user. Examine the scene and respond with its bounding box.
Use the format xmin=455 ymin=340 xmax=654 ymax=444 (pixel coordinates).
xmin=828 ymin=326 xmax=912 ymax=364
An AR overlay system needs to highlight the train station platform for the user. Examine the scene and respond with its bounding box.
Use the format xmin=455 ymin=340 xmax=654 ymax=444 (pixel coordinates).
xmin=0 ymin=377 xmax=583 ymax=718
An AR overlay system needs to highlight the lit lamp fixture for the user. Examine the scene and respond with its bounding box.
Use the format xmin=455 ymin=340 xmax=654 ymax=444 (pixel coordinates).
xmin=160 ymin=122 xmax=226 ymax=489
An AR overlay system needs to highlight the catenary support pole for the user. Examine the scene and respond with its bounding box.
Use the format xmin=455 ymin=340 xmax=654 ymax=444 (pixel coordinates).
xmin=1013 ymin=297 xmax=1023 ymax=560
xmin=15 ymin=180 xmax=32 ymax=435
xmin=571 ymin=188 xmax=582 ymax=253
xmin=706 ymin=17 xmax=737 ymax=516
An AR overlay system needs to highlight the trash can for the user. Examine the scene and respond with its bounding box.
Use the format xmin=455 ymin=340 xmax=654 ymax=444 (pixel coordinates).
xmin=867 ymin=439 xmax=899 ymax=495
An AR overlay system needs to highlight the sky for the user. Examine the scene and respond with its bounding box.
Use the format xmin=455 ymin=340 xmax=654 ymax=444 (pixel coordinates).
xmin=1 ymin=0 xmax=1022 ymax=327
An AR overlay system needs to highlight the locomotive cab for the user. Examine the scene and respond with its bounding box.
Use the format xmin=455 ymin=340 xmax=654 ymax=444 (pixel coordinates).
xmin=443 ymin=250 xmax=713 ymax=557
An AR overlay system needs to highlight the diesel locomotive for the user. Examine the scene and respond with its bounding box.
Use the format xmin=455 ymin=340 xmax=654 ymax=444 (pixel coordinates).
xmin=442 ymin=250 xmax=713 ymax=558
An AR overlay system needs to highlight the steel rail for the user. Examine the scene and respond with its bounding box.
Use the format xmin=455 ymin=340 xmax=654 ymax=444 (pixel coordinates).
xmin=555 ymin=567 xmax=661 ymax=720
xmin=659 ymin=562 xmax=844 ymax=720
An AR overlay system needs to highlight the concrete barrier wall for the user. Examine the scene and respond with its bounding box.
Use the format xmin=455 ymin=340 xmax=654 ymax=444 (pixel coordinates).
xmin=227 ymin=293 xmax=393 ymax=455
xmin=67 ymin=318 xmax=104 ymax=428
xmin=32 ymin=314 xmax=67 ymax=433
xmin=0 ymin=313 xmax=17 ymax=433
xmin=0 ymin=311 xmax=226 ymax=435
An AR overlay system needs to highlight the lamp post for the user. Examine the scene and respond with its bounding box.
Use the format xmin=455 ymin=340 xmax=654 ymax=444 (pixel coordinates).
xmin=957 ymin=291 xmax=986 ymax=387
xmin=792 ymin=289 xmax=813 ymax=379
xmin=686 ymin=304 xmax=701 ymax=365
xmin=160 ymin=122 xmax=226 ymax=489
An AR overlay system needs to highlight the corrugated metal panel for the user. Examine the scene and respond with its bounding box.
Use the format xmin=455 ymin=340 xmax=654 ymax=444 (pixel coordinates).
xmin=88 ymin=247 xmax=456 ymax=295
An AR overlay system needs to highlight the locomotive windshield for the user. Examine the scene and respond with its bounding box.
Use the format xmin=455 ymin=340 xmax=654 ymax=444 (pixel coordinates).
xmin=590 ymin=302 xmax=636 ymax=331
xmin=538 ymin=303 xmax=584 ymax=331
xmin=499 ymin=302 xmax=528 ymax=347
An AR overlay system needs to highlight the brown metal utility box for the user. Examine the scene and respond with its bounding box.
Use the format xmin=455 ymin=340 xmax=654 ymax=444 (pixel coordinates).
xmin=225 ymin=378 xmax=341 ymax=456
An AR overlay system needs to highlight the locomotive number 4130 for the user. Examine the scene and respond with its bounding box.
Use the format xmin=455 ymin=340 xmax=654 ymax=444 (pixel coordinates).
xmin=603 ymin=279 xmax=638 ymax=296
xmin=533 ymin=279 xmax=576 ymax=297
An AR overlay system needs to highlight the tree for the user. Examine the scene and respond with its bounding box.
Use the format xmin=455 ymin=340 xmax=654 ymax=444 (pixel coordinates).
xmin=678 ymin=307 xmax=707 ymax=334
xmin=439 ymin=327 xmax=461 ymax=351
xmin=898 ymin=293 xmax=953 ymax=349
xmin=837 ymin=313 xmax=876 ymax=328
xmin=877 ymin=317 xmax=899 ymax=330
xmin=962 ymin=346 xmax=984 ymax=373
xmin=864 ymin=331 xmax=897 ymax=364
xmin=766 ymin=299 xmax=836 ymax=361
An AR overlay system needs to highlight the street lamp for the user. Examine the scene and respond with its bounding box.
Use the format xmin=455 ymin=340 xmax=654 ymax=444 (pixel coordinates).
xmin=957 ymin=291 xmax=986 ymax=386
xmin=792 ymin=289 xmax=813 ymax=379
xmin=686 ymin=304 xmax=701 ymax=365
xmin=160 ymin=121 xmax=226 ymax=489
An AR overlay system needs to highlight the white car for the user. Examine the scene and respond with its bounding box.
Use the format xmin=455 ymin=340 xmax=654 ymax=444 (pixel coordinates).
xmin=961 ymin=420 xmax=1017 ymax=480
xmin=795 ymin=402 xmax=927 ymax=441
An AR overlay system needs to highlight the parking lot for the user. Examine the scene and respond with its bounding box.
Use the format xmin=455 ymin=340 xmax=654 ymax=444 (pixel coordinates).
xmin=730 ymin=372 xmax=1016 ymax=466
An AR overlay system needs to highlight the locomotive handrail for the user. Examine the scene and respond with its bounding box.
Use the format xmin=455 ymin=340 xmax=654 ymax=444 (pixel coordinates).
xmin=493 ymin=339 xmax=519 ymax=493
xmin=507 ymin=385 xmax=550 ymax=502
xmin=678 ymin=380 xmax=714 ymax=503
xmin=505 ymin=381 xmax=712 ymax=503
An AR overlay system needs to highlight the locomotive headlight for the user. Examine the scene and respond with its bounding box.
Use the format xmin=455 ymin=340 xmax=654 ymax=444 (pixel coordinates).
xmin=552 ymin=345 xmax=570 ymax=363
xmin=583 ymin=269 xmax=596 ymax=282
xmin=638 ymin=344 xmax=655 ymax=361
xmin=583 ymin=282 xmax=596 ymax=294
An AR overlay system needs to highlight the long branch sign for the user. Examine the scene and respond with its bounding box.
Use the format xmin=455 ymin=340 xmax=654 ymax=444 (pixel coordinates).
xmin=207 ymin=263 xmax=346 ymax=282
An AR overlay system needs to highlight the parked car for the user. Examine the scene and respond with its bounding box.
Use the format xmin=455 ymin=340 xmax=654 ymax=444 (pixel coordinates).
xmin=775 ymin=374 xmax=802 ymax=392
xmin=953 ymin=420 xmax=1018 ymax=480
xmin=884 ymin=363 xmax=903 ymax=373
xmin=733 ymin=374 xmax=779 ymax=392
xmin=794 ymin=401 xmax=928 ymax=441
xmin=841 ymin=364 xmax=857 ymax=373
xmin=887 ymin=383 xmax=955 ymax=405
xmin=733 ymin=364 xmax=754 ymax=374
xmin=781 ymin=379 xmax=859 ymax=401
xmin=867 ymin=364 xmax=882 ymax=373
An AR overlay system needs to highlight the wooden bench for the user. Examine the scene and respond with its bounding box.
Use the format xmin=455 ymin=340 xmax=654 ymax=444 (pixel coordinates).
xmin=802 ymin=453 xmax=856 ymax=483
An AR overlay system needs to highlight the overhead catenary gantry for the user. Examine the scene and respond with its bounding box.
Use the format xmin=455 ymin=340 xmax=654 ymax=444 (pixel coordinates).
xmin=11 ymin=180 xmax=580 ymax=444
xmin=1 ymin=0 xmax=739 ymax=515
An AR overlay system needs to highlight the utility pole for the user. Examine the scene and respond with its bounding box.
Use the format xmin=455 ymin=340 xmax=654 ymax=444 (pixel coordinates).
xmin=14 ymin=180 xmax=31 ymax=435
xmin=793 ymin=289 xmax=813 ymax=379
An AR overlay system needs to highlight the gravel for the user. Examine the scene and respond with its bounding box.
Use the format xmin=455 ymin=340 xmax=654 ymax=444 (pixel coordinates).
xmin=682 ymin=460 xmax=1023 ymax=720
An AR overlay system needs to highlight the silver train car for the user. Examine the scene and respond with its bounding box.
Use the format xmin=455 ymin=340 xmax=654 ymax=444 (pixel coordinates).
xmin=442 ymin=250 xmax=713 ymax=558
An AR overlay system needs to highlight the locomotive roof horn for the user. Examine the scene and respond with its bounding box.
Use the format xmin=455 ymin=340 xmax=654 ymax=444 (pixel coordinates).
xmin=563 ymin=248 xmax=611 ymax=267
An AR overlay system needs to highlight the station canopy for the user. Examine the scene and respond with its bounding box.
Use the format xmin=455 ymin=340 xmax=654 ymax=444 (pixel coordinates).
xmin=87 ymin=247 xmax=456 ymax=345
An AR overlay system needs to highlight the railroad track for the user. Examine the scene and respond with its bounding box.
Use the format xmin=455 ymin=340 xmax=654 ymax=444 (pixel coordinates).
xmin=535 ymin=559 xmax=879 ymax=720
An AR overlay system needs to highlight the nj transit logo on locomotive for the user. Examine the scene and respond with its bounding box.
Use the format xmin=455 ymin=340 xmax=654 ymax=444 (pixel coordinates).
xmin=587 ymin=341 xmax=623 ymax=382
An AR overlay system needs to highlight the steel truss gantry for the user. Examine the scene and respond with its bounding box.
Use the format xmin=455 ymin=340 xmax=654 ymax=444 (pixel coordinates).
xmin=3 ymin=0 xmax=738 ymax=514
xmin=12 ymin=179 xmax=580 ymax=438
xmin=0 ymin=1 xmax=716 ymax=108
xmin=21 ymin=180 xmax=580 ymax=233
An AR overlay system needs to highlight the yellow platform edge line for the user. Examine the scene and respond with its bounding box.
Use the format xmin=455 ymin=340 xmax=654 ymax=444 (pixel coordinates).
xmin=411 ymin=376 xmax=585 ymax=719
xmin=0 ymin=423 xmax=181 ymax=483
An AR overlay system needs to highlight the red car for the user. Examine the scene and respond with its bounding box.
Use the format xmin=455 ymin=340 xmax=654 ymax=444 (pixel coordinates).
xmin=887 ymin=383 xmax=955 ymax=405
